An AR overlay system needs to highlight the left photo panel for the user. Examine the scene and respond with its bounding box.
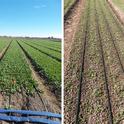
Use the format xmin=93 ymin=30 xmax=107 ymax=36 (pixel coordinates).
xmin=0 ymin=0 xmax=62 ymax=123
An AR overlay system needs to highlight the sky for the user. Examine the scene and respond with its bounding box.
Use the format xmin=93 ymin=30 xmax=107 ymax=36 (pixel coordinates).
xmin=0 ymin=0 xmax=62 ymax=38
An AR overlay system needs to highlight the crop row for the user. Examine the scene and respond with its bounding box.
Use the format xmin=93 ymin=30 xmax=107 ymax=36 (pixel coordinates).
xmin=25 ymin=39 xmax=61 ymax=51
xmin=19 ymin=41 xmax=61 ymax=94
xmin=0 ymin=41 xmax=37 ymax=96
xmin=97 ymin=0 xmax=124 ymax=123
xmin=79 ymin=0 xmax=124 ymax=123
xmin=78 ymin=0 xmax=110 ymax=123
xmin=27 ymin=40 xmax=61 ymax=53
xmin=22 ymin=40 xmax=61 ymax=61
xmin=64 ymin=0 xmax=90 ymax=123
xmin=64 ymin=0 xmax=76 ymax=15
xmin=102 ymin=0 xmax=124 ymax=62
xmin=65 ymin=0 xmax=124 ymax=123
xmin=112 ymin=0 xmax=124 ymax=11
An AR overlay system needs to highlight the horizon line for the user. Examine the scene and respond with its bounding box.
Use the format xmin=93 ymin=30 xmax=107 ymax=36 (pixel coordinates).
xmin=0 ymin=35 xmax=62 ymax=39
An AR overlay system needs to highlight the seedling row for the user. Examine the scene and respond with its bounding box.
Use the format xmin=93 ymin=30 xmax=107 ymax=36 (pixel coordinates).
xmin=0 ymin=39 xmax=61 ymax=112
xmin=65 ymin=0 xmax=124 ymax=123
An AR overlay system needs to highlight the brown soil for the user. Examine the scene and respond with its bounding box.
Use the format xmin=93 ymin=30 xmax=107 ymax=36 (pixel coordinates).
xmin=24 ymin=51 xmax=61 ymax=113
xmin=0 ymin=45 xmax=60 ymax=124
xmin=64 ymin=7 xmax=86 ymax=124
xmin=107 ymin=0 xmax=124 ymax=25
xmin=64 ymin=0 xmax=124 ymax=123
xmin=0 ymin=95 xmax=3 ymax=107
xmin=64 ymin=0 xmax=85 ymax=72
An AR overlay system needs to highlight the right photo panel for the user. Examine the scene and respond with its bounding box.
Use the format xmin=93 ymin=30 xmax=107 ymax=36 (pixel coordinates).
xmin=64 ymin=0 xmax=124 ymax=123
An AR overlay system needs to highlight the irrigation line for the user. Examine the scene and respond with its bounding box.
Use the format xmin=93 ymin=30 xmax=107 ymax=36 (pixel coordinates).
xmin=33 ymin=86 xmax=48 ymax=112
xmin=94 ymin=0 xmax=113 ymax=123
xmin=75 ymin=0 xmax=91 ymax=123
xmin=98 ymin=0 xmax=124 ymax=72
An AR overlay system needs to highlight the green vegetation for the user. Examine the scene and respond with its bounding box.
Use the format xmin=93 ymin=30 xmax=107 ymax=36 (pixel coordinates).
xmin=65 ymin=0 xmax=124 ymax=123
xmin=19 ymin=41 xmax=61 ymax=90
xmin=112 ymin=0 xmax=124 ymax=11
xmin=64 ymin=0 xmax=75 ymax=14
xmin=25 ymin=39 xmax=61 ymax=51
xmin=0 ymin=41 xmax=36 ymax=96
xmin=0 ymin=38 xmax=61 ymax=97
xmin=0 ymin=40 xmax=10 ymax=52
xmin=23 ymin=40 xmax=61 ymax=60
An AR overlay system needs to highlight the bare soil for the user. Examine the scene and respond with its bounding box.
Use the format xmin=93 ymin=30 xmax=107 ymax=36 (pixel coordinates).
xmin=64 ymin=0 xmax=85 ymax=72
xmin=64 ymin=9 xmax=86 ymax=124
xmin=27 ymin=58 xmax=61 ymax=113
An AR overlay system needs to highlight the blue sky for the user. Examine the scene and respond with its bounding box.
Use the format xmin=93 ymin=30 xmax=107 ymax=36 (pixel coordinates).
xmin=0 ymin=0 xmax=62 ymax=38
